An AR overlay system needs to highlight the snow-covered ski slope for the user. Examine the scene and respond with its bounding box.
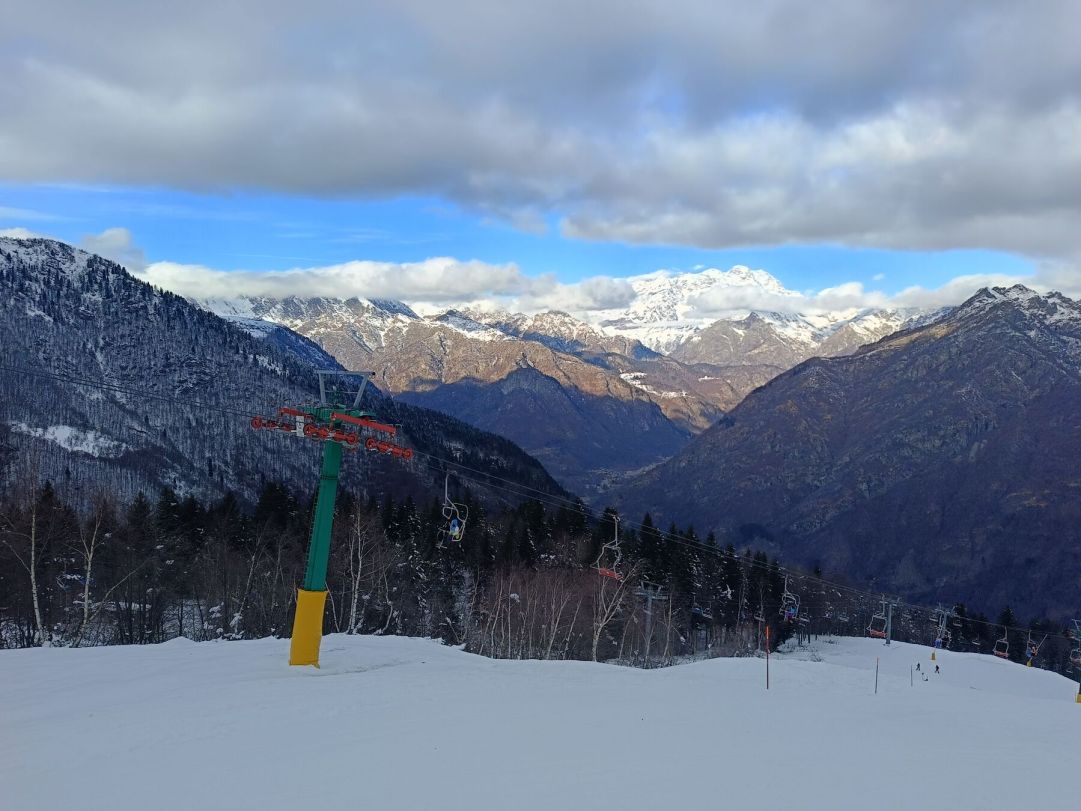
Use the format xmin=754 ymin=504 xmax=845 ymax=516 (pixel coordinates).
xmin=2 ymin=635 xmax=1076 ymax=810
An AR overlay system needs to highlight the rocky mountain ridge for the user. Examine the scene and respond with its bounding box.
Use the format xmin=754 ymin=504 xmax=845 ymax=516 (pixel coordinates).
xmin=201 ymin=296 xmax=779 ymax=495
xmin=612 ymin=284 xmax=1081 ymax=618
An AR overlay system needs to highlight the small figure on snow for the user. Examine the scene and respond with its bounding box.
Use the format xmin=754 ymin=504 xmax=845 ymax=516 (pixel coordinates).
xmin=915 ymin=662 xmax=920 ymax=672
xmin=934 ymin=664 xmax=940 ymax=674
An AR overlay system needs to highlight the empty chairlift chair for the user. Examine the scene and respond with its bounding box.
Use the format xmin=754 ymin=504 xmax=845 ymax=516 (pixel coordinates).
xmin=867 ymin=612 xmax=888 ymax=639
xmin=867 ymin=598 xmax=891 ymax=639
xmin=993 ymin=628 xmax=1010 ymax=659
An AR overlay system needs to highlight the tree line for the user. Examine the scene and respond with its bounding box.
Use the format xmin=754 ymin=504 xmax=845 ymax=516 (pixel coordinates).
xmin=2 ymin=476 xmax=1078 ymax=677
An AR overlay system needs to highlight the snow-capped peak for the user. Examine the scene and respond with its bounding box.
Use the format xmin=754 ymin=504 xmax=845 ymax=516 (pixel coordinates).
xmin=955 ymin=285 xmax=1081 ymax=331
xmin=587 ymin=265 xmax=799 ymax=353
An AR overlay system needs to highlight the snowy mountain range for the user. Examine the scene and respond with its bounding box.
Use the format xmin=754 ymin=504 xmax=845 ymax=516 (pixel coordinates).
xmin=590 ymin=265 xmax=796 ymax=352
xmin=588 ymin=265 xmax=938 ymax=364
xmin=204 ymin=265 xmax=941 ymax=377
xmin=195 ymin=267 xmax=946 ymax=495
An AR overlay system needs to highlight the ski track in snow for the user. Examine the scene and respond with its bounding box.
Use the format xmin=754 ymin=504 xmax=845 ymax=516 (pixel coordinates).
xmin=1 ymin=635 xmax=1077 ymax=810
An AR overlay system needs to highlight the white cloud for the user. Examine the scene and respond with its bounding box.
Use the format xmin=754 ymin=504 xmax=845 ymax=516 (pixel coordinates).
xmin=139 ymin=257 xmax=526 ymax=303
xmin=136 ymin=254 xmax=637 ymax=316
xmin=0 ymin=227 xmax=43 ymax=239
xmin=79 ymin=227 xmax=146 ymax=272
xmin=88 ymin=232 xmax=1081 ymax=321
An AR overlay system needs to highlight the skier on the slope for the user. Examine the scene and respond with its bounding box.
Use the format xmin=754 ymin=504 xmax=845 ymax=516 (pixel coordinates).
xmin=916 ymin=662 xmax=920 ymax=672
xmin=934 ymin=664 xmax=940 ymax=674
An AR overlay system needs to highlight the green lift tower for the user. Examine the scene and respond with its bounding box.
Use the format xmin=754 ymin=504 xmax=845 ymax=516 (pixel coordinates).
xmin=250 ymin=371 xmax=412 ymax=667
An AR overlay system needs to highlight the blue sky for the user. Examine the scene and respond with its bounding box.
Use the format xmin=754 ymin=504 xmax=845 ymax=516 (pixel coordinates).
xmin=0 ymin=183 xmax=1036 ymax=296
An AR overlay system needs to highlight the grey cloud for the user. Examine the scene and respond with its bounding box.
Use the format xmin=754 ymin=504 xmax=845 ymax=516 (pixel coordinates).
xmin=3 ymin=2 xmax=1081 ymax=260
xmin=515 ymin=275 xmax=637 ymax=313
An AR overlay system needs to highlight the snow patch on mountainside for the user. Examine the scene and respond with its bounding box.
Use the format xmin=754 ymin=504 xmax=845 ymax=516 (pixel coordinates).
xmin=10 ymin=422 xmax=128 ymax=458
xmin=619 ymin=372 xmax=687 ymax=399
xmin=433 ymin=311 xmax=511 ymax=342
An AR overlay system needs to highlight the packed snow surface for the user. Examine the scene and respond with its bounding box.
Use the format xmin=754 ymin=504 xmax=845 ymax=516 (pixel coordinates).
xmin=2 ymin=635 xmax=1076 ymax=810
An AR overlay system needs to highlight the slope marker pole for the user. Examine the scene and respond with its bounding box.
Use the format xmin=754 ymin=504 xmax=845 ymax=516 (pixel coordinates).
xmin=765 ymin=622 xmax=773 ymax=692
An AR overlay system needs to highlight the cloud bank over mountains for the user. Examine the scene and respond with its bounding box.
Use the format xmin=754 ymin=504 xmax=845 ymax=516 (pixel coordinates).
xmin=130 ymin=250 xmax=1047 ymax=321
xmin=3 ymin=224 xmax=1062 ymax=320
xmin=3 ymin=1 xmax=1081 ymax=265
xmin=136 ymin=253 xmax=638 ymax=315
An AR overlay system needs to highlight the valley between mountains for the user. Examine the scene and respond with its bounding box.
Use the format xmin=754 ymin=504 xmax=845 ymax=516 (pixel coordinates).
xmin=4 ymin=236 xmax=1079 ymax=620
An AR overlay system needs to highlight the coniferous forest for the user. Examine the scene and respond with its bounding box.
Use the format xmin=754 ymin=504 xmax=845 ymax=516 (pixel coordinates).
xmin=2 ymin=477 xmax=1076 ymax=676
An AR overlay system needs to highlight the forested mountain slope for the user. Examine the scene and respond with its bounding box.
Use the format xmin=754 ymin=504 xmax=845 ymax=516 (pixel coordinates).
xmin=613 ymin=286 xmax=1081 ymax=618
xmin=0 ymin=238 xmax=565 ymax=508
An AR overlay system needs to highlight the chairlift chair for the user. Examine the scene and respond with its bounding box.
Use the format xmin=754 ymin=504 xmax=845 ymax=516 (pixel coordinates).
xmin=867 ymin=597 xmax=891 ymax=639
xmin=993 ymin=628 xmax=1010 ymax=659
xmin=593 ymin=515 xmax=624 ymax=581
xmin=438 ymin=475 xmax=469 ymax=546
xmin=867 ymin=613 xmax=888 ymax=639
xmin=779 ymin=575 xmax=800 ymax=622
xmin=1025 ymin=633 xmax=1047 ymax=666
